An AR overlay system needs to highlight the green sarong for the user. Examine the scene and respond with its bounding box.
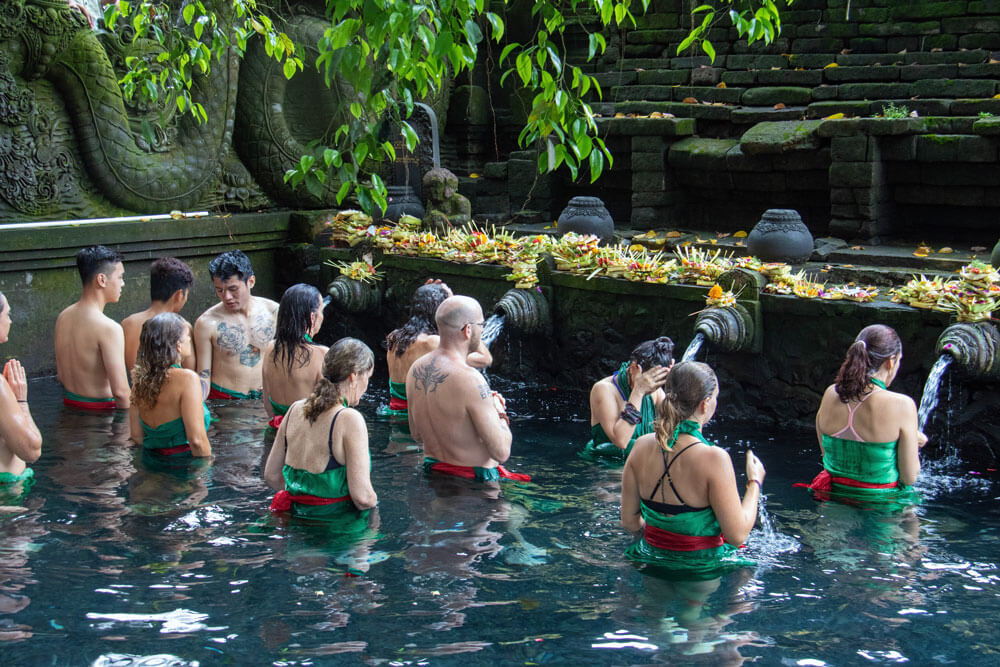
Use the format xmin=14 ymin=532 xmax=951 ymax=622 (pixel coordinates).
xmin=581 ymin=362 xmax=656 ymax=464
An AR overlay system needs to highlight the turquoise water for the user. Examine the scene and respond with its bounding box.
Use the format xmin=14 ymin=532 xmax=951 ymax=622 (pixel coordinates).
xmin=2 ymin=377 xmax=999 ymax=665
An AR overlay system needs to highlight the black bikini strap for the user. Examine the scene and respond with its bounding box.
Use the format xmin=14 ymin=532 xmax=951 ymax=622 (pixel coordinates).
xmin=650 ymin=441 xmax=700 ymax=506
xmin=328 ymin=409 xmax=344 ymax=461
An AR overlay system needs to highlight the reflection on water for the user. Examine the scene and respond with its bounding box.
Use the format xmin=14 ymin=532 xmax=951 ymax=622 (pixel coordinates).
xmin=1 ymin=377 xmax=998 ymax=664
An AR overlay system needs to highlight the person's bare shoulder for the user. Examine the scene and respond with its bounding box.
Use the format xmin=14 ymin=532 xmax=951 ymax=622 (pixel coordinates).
xmin=256 ymin=296 xmax=279 ymax=314
xmin=195 ymin=303 xmax=223 ymax=327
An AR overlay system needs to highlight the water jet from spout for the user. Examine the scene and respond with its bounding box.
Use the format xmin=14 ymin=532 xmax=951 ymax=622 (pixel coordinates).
xmin=681 ymin=332 xmax=706 ymax=363
xmin=481 ymin=313 xmax=506 ymax=349
xmin=918 ymin=354 xmax=953 ymax=431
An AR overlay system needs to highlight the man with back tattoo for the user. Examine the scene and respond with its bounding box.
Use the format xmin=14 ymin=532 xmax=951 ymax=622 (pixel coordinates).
xmin=194 ymin=250 xmax=278 ymax=400
xmin=406 ymin=296 xmax=528 ymax=482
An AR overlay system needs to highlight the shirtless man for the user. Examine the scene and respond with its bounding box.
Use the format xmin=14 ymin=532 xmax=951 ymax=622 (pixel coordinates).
xmin=407 ymin=296 xmax=527 ymax=482
xmin=122 ymin=257 xmax=195 ymax=373
xmin=54 ymin=245 xmax=131 ymax=410
xmin=0 ymin=291 xmax=42 ymax=486
xmin=194 ymin=250 xmax=278 ymax=399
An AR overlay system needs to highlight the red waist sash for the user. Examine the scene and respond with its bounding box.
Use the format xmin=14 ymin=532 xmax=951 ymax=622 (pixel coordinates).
xmin=644 ymin=524 xmax=725 ymax=551
xmin=388 ymin=396 xmax=408 ymax=411
xmin=794 ymin=469 xmax=899 ymax=492
xmin=149 ymin=443 xmax=191 ymax=456
xmin=63 ymin=397 xmax=116 ymax=410
xmin=429 ymin=461 xmax=531 ymax=482
xmin=267 ymin=414 xmax=284 ymax=429
xmin=270 ymin=490 xmax=350 ymax=512
xmin=208 ymin=387 xmax=235 ymax=400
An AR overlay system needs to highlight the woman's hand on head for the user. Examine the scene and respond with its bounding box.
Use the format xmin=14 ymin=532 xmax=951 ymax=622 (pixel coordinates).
xmin=745 ymin=450 xmax=765 ymax=486
xmin=634 ymin=365 xmax=670 ymax=395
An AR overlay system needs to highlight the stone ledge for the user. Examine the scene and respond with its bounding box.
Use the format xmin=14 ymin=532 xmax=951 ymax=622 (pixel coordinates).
xmin=740 ymin=120 xmax=824 ymax=154
xmin=595 ymin=117 xmax=696 ymax=136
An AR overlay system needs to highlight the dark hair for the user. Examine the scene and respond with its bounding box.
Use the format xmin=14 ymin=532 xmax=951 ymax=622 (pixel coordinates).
xmin=654 ymin=361 xmax=717 ymax=451
xmin=385 ymin=283 xmax=450 ymax=356
xmin=834 ymin=324 xmax=902 ymax=402
xmin=150 ymin=257 xmax=194 ymax=302
xmin=208 ymin=250 xmax=254 ymax=282
xmin=0 ymin=290 xmax=5 ymax=315
xmin=631 ymin=336 xmax=674 ymax=369
xmin=76 ymin=245 xmax=123 ymax=285
xmin=273 ymin=283 xmax=322 ymax=373
xmin=131 ymin=312 xmax=186 ymax=409
xmin=303 ymin=338 xmax=374 ymax=422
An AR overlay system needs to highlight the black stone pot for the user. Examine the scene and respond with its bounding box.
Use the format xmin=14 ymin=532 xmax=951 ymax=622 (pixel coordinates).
xmin=746 ymin=209 xmax=814 ymax=264
xmin=383 ymin=185 xmax=425 ymax=222
xmin=557 ymin=196 xmax=614 ymax=241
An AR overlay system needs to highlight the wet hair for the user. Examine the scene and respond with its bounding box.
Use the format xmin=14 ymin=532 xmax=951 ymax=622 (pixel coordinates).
xmin=0 ymin=290 xmax=5 ymax=315
xmin=654 ymin=361 xmax=718 ymax=451
xmin=208 ymin=250 xmax=254 ymax=282
xmin=150 ymin=257 xmax=194 ymax=302
xmin=76 ymin=245 xmax=123 ymax=285
xmin=834 ymin=324 xmax=902 ymax=402
xmin=302 ymin=337 xmax=374 ymax=422
xmin=630 ymin=336 xmax=674 ymax=369
xmin=273 ymin=283 xmax=322 ymax=374
xmin=385 ymin=283 xmax=450 ymax=356
xmin=131 ymin=312 xmax=186 ymax=410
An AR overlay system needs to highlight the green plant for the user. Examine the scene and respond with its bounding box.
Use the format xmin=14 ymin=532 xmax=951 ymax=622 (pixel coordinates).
xmin=979 ymin=111 xmax=995 ymax=118
xmin=880 ymin=103 xmax=909 ymax=119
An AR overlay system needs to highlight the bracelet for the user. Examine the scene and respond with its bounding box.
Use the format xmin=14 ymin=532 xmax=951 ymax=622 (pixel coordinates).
xmin=620 ymin=403 xmax=641 ymax=426
xmin=17 ymin=400 xmax=27 ymax=404
xmin=748 ymin=478 xmax=762 ymax=491
xmin=498 ymin=412 xmax=510 ymax=426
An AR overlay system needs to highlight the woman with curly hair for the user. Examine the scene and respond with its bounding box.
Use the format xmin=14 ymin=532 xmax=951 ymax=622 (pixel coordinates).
xmin=262 ymin=284 xmax=328 ymax=429
xmin=621 ymin=361 xmax=762 ymax=577
xmin=803 ymin=324 xmax=925 ymax=505
xmin=130 ymin=313 xmax=211 ymax=457
xmin=382 ymin=280 xmax=491 ymax=417
xmin=264 ymin=337 xmax=378 ymax=518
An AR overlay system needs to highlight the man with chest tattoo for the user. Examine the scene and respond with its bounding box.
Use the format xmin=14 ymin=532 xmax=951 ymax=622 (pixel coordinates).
xmin=194 ymin=251 xmax=278 ymax=400
xmin=406 ymin=296 xmax=528 ymax=482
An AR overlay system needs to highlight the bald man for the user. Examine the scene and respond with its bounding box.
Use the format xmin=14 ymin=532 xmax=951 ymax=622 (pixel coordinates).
xmin=406 ymin=296 xmax=528 ymax=482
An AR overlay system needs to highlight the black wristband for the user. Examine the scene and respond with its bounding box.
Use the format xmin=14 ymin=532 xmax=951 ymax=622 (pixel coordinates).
xmin=620 ymin=404 xmax=641 ymax=425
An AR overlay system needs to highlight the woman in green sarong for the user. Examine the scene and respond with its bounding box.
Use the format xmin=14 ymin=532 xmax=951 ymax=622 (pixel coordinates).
xmin=804 ymin=324 xmax=925 ymax=506
xmin=264 ymin=338 xmax=377 ymax=520
xmin=0 ymin=291 xmax=42 ymax=497
xmin=622 ymin=361 xmax=764 ymax=578
xmin=584 ymin=337 xmax=674 ymax=462
xmin=262 ymin=284 xmax=328 ymax=431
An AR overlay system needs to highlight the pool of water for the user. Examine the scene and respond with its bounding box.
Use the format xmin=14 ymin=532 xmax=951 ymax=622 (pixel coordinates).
xmin=2 ymin=377 xmax=999 ymax=665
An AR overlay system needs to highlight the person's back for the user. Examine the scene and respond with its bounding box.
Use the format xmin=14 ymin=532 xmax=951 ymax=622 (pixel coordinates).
xmin=262 ymin=284 xmax=327 ymax=424
xmin=0 ymin=292 xmax=42 ymax=482
xmin=122 ymin=257 xmax=196 ymax=373
xmin=407 ymin=296 xmax=511 ymax=473
xmin=55 ymin=245 xmax=130 ymax=409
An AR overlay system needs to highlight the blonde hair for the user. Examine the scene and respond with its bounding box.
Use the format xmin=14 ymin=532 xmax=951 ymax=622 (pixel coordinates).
xmin=302 ymin=337 xmax=374 ymax=422
xmin=653 ymin=361 xmax=717 ymax=451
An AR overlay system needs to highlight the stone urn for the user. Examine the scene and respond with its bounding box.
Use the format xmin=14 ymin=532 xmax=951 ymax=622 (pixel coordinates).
xmin=382 ymin=185 xmax=425 ymax=222
xmin=557 ymin=196 xmax=614 ymax=241
xmin=991 ymin=238 xmax=1000 ymax=269
xmin=746 ymin=209 xmax=814 ymax=263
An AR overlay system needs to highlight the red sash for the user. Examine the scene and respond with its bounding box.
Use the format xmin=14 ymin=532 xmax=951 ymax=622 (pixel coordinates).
xmin=208 ymin=387 xmax=235 ymax=400
xmin=63 ymin=397 xmax=116 ymax=410
xmin=267 ymin=414 xmax=284 ymax=429
xmin=388 ymin=397 xmax=408 ymax=411
xmin=151 ymin=443 xmax=192 ymax=456
xmin=643 ymin=524 xmax=725 ymax=551
xmin=270 ymin=490 xmax=350 ymax=512
xmin=794 ymin=469 xmax=899 ymax=492
xmin=429 ymin=461 xmax=532 ymax=482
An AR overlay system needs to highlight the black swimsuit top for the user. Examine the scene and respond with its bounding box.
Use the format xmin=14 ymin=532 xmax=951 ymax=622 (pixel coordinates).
xmin=642 ymin=441 xmax=709 ymax=515
xmin=284 ymin=408 xmax=344 ymax=472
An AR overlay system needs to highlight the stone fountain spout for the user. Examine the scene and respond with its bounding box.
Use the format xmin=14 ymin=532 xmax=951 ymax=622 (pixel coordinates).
xmin=693 ymin=304 xmax=757 ymax=353
xmin=935 ymin=322 xmax=1000 ymax=380
xmin=494 ymin=288 xmax=551 ymax=334
xmin=327 ymin=275 xmax=382 ymax=314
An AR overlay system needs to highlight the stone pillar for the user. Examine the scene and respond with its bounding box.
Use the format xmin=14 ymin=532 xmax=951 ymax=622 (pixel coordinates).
xmin=826 ymin=132 xmax=892 ymax=239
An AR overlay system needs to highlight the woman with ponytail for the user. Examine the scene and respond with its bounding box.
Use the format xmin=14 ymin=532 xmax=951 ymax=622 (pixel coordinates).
xmin=381 ymin=280 xmax=491 ymax=417
xmin=621 ymin=361 xmax=763 ymax=576
xmin=264 ymin=337 xmax=378 ymax=518
xmin=262 ymin=284 xmax=328 ymax=429
xmin=585 ymin=336 xmax=674 ymax=462
xmin=130 ymin=313 xmax=211 ymax=458
xmin=804 ymin=324 xmax=926 ymax=504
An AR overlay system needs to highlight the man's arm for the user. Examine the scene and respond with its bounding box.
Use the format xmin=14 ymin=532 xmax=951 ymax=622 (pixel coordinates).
xmin=467 ymin=341 xmax=492 ymax=369
xmin=101 ymin=323 xmax=131 ymax=408
xmin=468 ymin=376 xmax=511 ymax=463
xmin=193 ymin=314 xmax=214 ymax=399
xmin=405 ymin=364 xmax=421 ymax=441
xmin=181 ymin=320 xmax=197 ymax=371
xmin=0 ymin=361 xmax=42 ymax=463
xmin=122 ymin=316 xmax=140 ymax=373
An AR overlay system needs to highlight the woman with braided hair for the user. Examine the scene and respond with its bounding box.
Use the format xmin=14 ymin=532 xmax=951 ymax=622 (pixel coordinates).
xmin=264 ymin=337 xmax=377 ymax=519
xmin=129 ymin=313 xmax=212 ymax=458
xmin=802 ymin=324 xmax=926 ymax=505
xmin=621 ymin=361 xmax=762 ymax=576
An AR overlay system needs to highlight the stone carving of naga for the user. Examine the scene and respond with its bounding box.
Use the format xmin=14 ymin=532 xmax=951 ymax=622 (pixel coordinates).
xmin=0 ymin=0 xmax=351 ymax=221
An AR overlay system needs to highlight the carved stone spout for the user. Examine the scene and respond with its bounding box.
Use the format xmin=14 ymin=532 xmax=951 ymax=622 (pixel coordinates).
xmin=494 ymin=288 xmax=550 ymax=334
xmin=935 ymin=322 xmax=1000 ymax=380
xmin=327 ymin=275 xmax=381 ymax=314
xmin=694 ymin=304 xmax=756 ymax=353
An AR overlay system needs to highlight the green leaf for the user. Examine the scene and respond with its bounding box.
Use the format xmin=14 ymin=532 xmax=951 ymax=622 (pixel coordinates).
xmin=589 ymin=146 xmax=605 ymax=183
xmin=702 ymin=39 xmax=716 ymax=63
xmin=546 ymin=46 xmax=561 ymax=74
xmin=400 ymin=122 xmax=418 ymax=152
xmin=463 ymin=20 xmax=483 ymax=45
xmin=516 ymin=52 xmax=531 ymax=85
xmin=324 ymin=148 xmax=337 ymax=168
xmin=485 ymin=12 xmax=504 ymax=40
xmin=182 ymin=4 xmax=195 ymax=24
xmin=282 ymin=58 xmax=296 ymax=79
xmin=499 ymin=42 xmax=519 ymax=64
xmin=336 ymin=181 xmax=352 ymax=204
